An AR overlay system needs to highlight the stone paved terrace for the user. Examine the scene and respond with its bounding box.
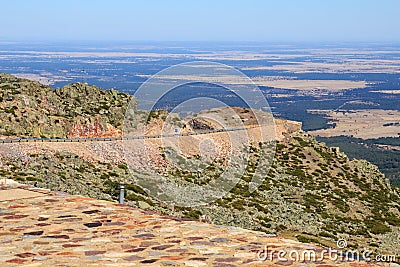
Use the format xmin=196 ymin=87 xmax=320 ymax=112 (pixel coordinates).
xmin=0 ymin=184 xmax=388 ymax=267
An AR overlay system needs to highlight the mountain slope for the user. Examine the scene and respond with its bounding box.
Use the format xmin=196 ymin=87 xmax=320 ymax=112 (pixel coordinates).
xmin=0 ymin=73 xmax=399 ymax=257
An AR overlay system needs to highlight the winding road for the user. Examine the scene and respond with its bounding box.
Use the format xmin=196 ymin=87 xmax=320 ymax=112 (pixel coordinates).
xmin=0 ymin=127 xmax=249 ymax=144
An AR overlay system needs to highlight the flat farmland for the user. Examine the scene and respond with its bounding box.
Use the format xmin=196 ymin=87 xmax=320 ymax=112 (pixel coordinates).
xmin=308 ymin=109 xmax=400 ymax=139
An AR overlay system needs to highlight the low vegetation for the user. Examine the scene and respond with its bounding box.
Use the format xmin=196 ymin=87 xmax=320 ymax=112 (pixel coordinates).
xmin=1 ymin=73 xmax=399 ymax=257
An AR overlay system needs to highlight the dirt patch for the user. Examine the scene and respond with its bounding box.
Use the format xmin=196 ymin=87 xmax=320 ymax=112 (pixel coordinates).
xmin=370 ymin=90 xmax=400 ymax=94
xmin=137 ymin=74 xmax=366 ymax=91
xmin=308 ymin=109 xmax=400 ymax=139
xmin=0 ymin=188 xmax=45 ymax=201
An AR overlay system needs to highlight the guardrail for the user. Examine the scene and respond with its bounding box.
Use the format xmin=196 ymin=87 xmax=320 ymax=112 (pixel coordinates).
xmin=0 ymin=127 xmax=248 ymax=144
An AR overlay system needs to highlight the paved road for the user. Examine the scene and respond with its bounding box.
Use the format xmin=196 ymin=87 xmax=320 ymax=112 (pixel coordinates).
xmin=0 ymin=127 xmax=249 ymax=144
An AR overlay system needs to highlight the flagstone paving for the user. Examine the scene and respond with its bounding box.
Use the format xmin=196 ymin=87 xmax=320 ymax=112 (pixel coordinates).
xmin=0 ymin=184 xmax=387 ymax=266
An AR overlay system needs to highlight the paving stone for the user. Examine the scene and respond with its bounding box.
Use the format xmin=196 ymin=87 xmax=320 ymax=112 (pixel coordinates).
xmin=141 ymin=241 xmax=160 ymax=247
xmin=124 ymin=255 xmax=145 ymax=261
xmin=214 ymin=257 xmax=240 ymax=262
xmin=6 ymin=258 xmax=28 ymax=264
xmin=15 ymin=252 xmax=36 ymax=258
xmin=43 ymin=234 xmax=69 ymax=239
xmin=84 ymin=250 xmax=106 ymax=256
xmin=23 ymin=230 xmax=44 ymax=236
xmin=83 ymin=222 xmax=102 ymax=228
xmin=212 ymin=263 xmax=237 ymax=267
xmin=82 ymin=210 xmax=101 ymax=214
xmin=3 ymin=214 xmax=29 ymax=219
xmin=161 ymin=260 xmax=179 ymax=266
xmin=211 ymin=237 xmax=231 ymax=243
xmin=152 ymin=244 xmax=174 ymax=250
xmin=140 ymin=258 xmax=159 ymax=263
xmin=126 ymin=247 xmax=147 ymax=252
xmin=189 ymin=257 xmax=208 ymax=261
xmin=33 ymin=255 xmax=48 ymax=261
xmin=0 ymin=185 xmax=383 ymax=267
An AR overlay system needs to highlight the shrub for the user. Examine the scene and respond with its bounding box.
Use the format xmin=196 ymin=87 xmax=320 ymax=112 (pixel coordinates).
xmin=125 ymin=184 xmax=146 ymax=195
xmin=319 ymin=231 xmax=336 ymax=239
xmin=118 ymin=163 xmax=129 ymax=170
xmin=296 ymin=235 xmax=320 ymax=244
xmin=183 ymin=209 xmax=202 ymax=219
xmin=366 ymin=220 xmax=391 ymax=234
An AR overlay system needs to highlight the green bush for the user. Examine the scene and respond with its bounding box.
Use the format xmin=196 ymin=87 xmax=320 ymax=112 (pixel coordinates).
xmin=183 ymin=209 xmax=202 ymax=219
xmin=366 ymin=220 xmax=391 ymax=234
xmin=126 ymin=192 xmax=145 ymax=202
xmin=319 ymin=231 xmax=336 ymax=239
xmin=125 ymin=184 xmax=146 ymax=195
xmin=296 ymin=235 xmax=320 ymax=244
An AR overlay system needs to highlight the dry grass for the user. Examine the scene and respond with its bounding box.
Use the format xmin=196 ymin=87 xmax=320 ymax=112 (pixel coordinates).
xmin=308 ymin=109 xmax=400 ymax=139
xmin=137 ymin=74 xmax=366 ymax=91
xmin=253 ymin=78 xmax=366 ymax=91
xmin=370 ymin=90 xmax=400 ymax=94
xmin=242 ymin=59 xmax=400 ymax=74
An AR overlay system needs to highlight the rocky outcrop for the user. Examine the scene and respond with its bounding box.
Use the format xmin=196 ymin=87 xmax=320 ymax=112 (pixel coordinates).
xmin=274 ymin=118 xmax=303 ymax=141
xmin=67 ymin=122 xmax=122 ymax=138
xmin=0 ymin=73 xmax=133 ymax=138
xmin=188 ymin=118 xmax=214 ymax=130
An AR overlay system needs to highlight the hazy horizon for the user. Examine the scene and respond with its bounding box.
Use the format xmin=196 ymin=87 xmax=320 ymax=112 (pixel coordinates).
xmin=1 ymin=0 xmax=399 ymax=43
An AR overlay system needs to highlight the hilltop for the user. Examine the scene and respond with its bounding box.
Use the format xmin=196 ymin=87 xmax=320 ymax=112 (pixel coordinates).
xmin=0 ymin=73 xmax=399 ymax=258
xmin=0 ymin=72 xmax=132 ymax=138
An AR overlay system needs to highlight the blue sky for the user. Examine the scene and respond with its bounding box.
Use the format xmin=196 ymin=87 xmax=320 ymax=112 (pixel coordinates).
xmin=1 ymin=0 xmax=399 ymax=42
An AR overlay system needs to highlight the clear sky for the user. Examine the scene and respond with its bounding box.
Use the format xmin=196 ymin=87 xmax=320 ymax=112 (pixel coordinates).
xmin=1 ymin=0 xmax=399 ymax=42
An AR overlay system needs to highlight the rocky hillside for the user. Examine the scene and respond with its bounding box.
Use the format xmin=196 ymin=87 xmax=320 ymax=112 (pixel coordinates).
xmin=2 ymin=133 xmax=399 ymax=256
xmin=0 ymin=73 xmax=399 ymax=258
xmin=0 ymin=72 xmax=133 ymax=138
